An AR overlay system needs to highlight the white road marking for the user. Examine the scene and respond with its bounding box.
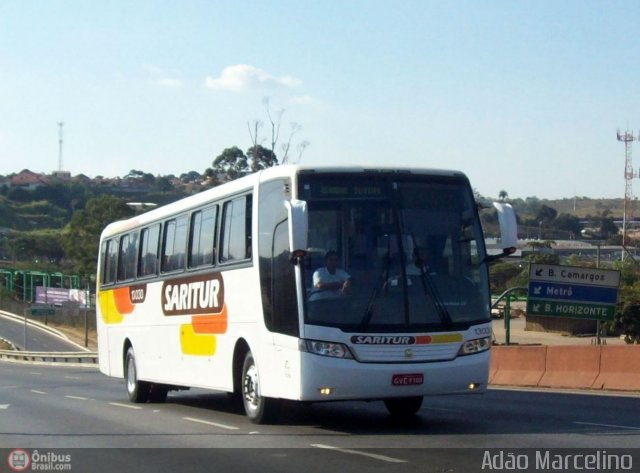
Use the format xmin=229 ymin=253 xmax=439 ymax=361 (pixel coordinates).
xmin=64 ymin=376 xmax=81 ymax=380
xmin=573 ymin=421 xmax=640 ymax=431
xmin=182 ymin=416 xmax=239 ymax=431
xmin=108 ymin=402 xmax=142 ymax=410
xmin=0 ymin=404 xmax=10 ymax=409
xmin=65 ymin=395 xmax=89 ymax=401
xmin=311 ymin=444 xmax=408 ymax=463
xmin=29 ymin=372 xmax=42 ymax=375
xmin=30 ymin=390 xmax=47 ymax=395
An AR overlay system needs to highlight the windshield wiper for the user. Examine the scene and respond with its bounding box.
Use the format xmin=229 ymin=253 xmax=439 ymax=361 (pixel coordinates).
xmin=416 ymin=264 xmax=453 ymax=328
xmin=409 ymin=233 xmax=453 ymax=328
xmin=360 ymin=244 xmax=391 ymax=327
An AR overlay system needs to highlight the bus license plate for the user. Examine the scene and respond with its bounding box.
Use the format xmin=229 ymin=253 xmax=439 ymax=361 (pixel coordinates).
xmin=392 ymin=373 xmax=424 ymax=386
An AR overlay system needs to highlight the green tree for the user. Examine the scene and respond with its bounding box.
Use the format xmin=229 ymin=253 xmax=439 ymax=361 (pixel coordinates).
xmin=154 ymin=176 xmax=173 ymax=192
xmin=611 ymin=280 xmax=640 ymax=343
xmin=535 ymin=205 xmax=557 ymax=225
xmin=600 ymin=217 xmax=619 ymax=240
xmin=210 ymin=146 xmax=249 ymax=182
xmin=553 ymin=213 xmax=582 ymax=239
xmin=62 ymin=195 xmax=134 ymax=276
xmin=247 ymin=144 xmax=278 ymax=172
xmin=5 ymin=229 xmax=63 ymax=265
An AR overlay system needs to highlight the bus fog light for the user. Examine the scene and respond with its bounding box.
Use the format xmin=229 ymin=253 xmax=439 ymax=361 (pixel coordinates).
xmin=319 ymin=387 xmax=333 ymax=396
xmin=468 ymin=383 xmax=480 ymax=390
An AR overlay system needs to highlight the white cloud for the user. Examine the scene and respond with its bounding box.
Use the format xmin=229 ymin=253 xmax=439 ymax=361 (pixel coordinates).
xmin=144 ymin=64 xmax=184 ymax=88
xmin=205 ymin=64 xmax=302 ymax=92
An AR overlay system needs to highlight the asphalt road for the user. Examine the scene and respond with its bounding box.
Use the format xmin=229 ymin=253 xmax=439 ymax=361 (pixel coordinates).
xmin=1 ymin=361 xmax=639 ymax=472
xmin=0 ymin=313 xmax=84 ymax=351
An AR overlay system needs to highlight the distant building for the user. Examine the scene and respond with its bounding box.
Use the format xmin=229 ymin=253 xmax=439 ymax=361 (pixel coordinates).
xmin=9 ymin=169 xmax=49 ymax=189
xmin=71 ymin=173 xmax=92 ymax=185
xmin=51 ymin=170 xmax=71 ymax=180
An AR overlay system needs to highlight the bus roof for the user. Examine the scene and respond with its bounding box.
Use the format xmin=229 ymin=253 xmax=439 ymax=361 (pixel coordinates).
xmin=100 ymin=165 xmax=469 ymax=238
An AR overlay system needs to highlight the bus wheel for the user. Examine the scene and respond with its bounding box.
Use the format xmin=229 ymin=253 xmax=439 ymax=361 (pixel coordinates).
xmin=384 ymin=396 xmax=423 ymax=416
xmin=125 ymin=347 xmax=150 ymax=403
xmin=241 ymin=352 xmax=280 ymax=424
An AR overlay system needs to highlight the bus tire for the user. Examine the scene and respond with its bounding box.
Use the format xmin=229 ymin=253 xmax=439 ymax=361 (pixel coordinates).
xmin=125 ymin=347 xmax=150 ymax=403
xmin=384 ymin=396 xmax=423 ymax=416
xmin=241 ymin=352 xmax=280 ymax=424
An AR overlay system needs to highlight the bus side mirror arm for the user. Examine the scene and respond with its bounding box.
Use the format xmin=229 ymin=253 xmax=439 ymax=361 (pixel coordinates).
xmin=484 ymin=247 xmax=517 ymax=263
xmin=284 ymin=199 xmax=308 ymax=264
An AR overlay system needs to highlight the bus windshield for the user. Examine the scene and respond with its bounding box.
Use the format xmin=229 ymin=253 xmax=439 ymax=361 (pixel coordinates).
xmin=299 ymin=173 xmax=490 ymax=332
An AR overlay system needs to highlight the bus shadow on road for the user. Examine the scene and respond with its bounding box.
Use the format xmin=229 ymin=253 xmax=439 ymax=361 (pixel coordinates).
xmin=165 ymin=388 xmax=640 ymax=438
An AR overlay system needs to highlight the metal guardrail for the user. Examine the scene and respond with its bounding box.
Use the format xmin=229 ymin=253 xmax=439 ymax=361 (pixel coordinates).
xmin=0 ymin=349 xmax=98 ymax=364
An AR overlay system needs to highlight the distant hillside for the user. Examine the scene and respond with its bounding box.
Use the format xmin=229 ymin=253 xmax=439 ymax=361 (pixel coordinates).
xmin=506 ymin=197 xmax=627 ymax=220
xmin=544 ymin=198 xmax=625 ymax=218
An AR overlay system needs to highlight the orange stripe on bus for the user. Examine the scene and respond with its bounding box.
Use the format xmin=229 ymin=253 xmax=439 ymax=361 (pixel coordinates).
xmin=191 ymin=305 xmax=228 ymax=334
xmin=113 ymin=287 xmax=134 ymax=314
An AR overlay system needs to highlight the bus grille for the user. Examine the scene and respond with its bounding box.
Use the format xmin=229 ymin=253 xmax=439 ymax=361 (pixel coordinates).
xmin=351 ymin=344 xmax=460 ymax=363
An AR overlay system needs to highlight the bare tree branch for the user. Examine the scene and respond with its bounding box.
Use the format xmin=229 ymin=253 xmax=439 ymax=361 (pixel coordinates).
xmin=281 ymin=122 xmax=302 ymax=164
xmin=263 ymin=96 xmax=284 ymax=153
xmin=295 ymin=140 xmax=310 ymax=164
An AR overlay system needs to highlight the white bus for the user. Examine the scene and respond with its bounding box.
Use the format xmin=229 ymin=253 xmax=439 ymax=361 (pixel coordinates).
xmin=96 ymin=165 xmax=517 ymax=423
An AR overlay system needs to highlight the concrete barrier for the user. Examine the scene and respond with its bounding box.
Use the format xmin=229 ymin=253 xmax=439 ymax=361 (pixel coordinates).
xmin=491 ymin=345 xmax=640 ymax=392
xmin=490 ymin=346 xmax=547 ymax=387
xmin=592 ymin=345 xmax=640 ymax=391
xmin=538 ymin=346 xmax=600 ymax=389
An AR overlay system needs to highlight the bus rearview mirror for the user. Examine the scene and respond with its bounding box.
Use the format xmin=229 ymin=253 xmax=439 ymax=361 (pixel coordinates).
xmin=285 ymin=200 xmax=308 ymax=256
xmin=493 ymin=202 xmax=518 ymax=252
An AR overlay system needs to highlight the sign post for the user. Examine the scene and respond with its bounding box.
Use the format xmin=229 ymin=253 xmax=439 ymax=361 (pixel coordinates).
xmin=527 ymin=264 xmax=620 ymax=341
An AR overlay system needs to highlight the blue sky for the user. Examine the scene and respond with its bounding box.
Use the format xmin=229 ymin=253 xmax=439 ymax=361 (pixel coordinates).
xmin=1 ymin=1 xmax=639 ymax=199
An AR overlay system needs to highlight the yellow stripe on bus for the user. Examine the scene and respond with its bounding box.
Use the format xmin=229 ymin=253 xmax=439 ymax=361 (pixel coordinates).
xmin=180 ymin=323 xmax=216 ymax=356
xmin=431 ymin=333 xmax=463 ymax=344
xmin=97 ymin=291 xmax=124 ymax=325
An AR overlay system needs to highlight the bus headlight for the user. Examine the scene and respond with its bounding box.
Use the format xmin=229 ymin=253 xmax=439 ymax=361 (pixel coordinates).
xmin=458 ymin=337 xmax=491 ymax=356
xmin=300 ymin=339 xmax=354 ymax=359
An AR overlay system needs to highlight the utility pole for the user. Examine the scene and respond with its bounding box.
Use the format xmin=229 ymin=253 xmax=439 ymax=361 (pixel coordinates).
xmin=57 ymin=122 xmax=64 ymax=172
xmin=617 ymin=129 xmax=636 ymax=260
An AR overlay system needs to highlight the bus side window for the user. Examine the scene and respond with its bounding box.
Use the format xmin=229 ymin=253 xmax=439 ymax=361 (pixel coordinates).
xmin=117 ymin=232 xmax=138 ymax=281
xmin=189 ymin=206 xmax=217 ymax=268
xmin=219 ymin=194 xmax=252 ymax=263
xmin=103 ymin=239 xmax=118 ymax=285
xmin=138 ymin=224 xmax=160 ymax=277
xmin=162 ymin=215 xmax=188 ymax=273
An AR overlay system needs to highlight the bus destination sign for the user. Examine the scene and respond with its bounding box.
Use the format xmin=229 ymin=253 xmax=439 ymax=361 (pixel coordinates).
xmin=526 ymin=263 xmax=620 ymax=321
xmin=304 ymin=182 xmax=385 ymax=200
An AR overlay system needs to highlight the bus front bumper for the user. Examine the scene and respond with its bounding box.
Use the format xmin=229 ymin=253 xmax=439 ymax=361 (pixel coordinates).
xmin=298 ymin=350 xmax=489 ymax=402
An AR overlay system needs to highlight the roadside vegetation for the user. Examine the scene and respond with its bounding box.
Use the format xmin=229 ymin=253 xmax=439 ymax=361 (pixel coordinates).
xmin=2 ymin=176 xmax=640 ymax=343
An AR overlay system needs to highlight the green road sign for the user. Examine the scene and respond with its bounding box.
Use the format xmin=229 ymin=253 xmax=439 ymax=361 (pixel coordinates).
xmin=526 ymin=300 xmax=615 ymax=321
xmin=527 ymin=263 xmax=619 ymax=321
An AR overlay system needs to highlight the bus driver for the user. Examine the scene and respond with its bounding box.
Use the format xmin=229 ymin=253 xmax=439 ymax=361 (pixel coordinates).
xmin=309 ymin=251 xmax=351 ymax=301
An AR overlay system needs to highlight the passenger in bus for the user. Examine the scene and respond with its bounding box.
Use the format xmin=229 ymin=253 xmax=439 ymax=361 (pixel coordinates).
xmin=406 ymin=247 xmax=432 ymax=276
xmin=309 ymin=251 xmax=352 ymax=301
